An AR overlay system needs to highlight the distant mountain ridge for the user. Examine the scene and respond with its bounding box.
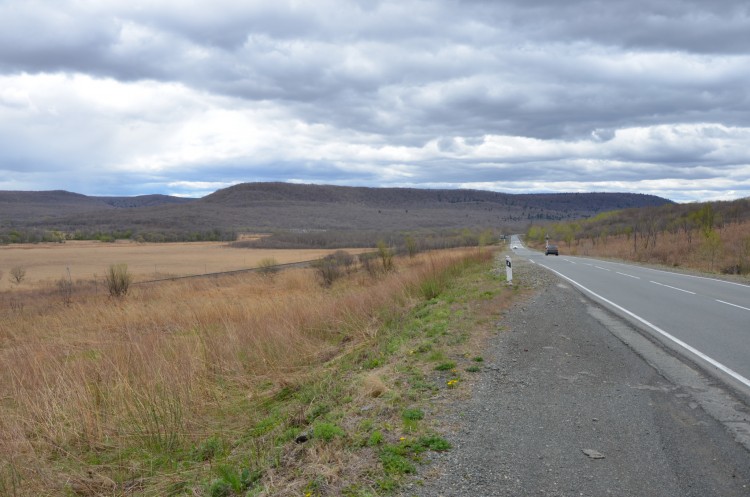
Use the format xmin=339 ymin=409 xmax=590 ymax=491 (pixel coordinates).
xmin=95 ymin=195 xmax=194 ymax=208
xmin=0 ymin=182 xmax=673 ymax=235
xmin=0 ymin=190 xmax=193 ymax=208
xmin=202 ymin=182 xmax=669 ymax=209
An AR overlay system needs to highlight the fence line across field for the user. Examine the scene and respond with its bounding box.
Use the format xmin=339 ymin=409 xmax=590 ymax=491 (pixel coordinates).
xmin=133 ymin=259 xmax=319 ymax=285
xmin=133 ymin=250 xmax=381 ymax=285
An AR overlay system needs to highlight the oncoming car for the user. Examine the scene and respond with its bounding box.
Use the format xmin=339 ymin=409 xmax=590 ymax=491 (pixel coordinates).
xmin=545 ymin=244 xmax=559 ymax=256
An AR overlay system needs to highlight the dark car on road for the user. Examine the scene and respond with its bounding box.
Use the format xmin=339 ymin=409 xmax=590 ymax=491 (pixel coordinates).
xmin=545 ymin=244 xmax=559 ymax=256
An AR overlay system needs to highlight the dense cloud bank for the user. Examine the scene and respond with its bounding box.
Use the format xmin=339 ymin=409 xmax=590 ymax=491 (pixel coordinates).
xmin=1 ymin=0 xmax=749 ymax=201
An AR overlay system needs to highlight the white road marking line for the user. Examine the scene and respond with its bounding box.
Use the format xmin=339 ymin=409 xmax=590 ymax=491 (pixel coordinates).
xmin=538 ymin=263 xmax=750 ymax=390
xmin=600 ymin=260 xmax=750 ymax=289
xmin=716 ymin=299 xmax=750 ymax=312
xmin=563 ymin=259 xmax=576 ymax=264
xmin=650 ymin=281 xmax=696 ymax=295
xmin=617 ymin=272 xmax=640 ymax=279
xmin=595 ymin=266 xmax=611 ymax=271
xmin=529 ymin=259 xmax=536 ymax=264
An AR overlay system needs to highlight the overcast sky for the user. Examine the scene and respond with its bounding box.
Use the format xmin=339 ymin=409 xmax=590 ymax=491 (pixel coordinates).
xmin=1 ymin=0 xmax=749 ymax=202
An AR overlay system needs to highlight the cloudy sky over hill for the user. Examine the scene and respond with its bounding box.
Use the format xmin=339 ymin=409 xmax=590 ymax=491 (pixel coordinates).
xmin=1 ymin=0 xmax=749 ymax=201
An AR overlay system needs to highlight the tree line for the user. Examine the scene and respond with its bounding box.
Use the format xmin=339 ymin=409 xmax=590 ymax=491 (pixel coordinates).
xmin=526 ymin=198 xmax=750 ymax=274
xmin=229 ymin=228 xmax=501 ymax=252
xmin=0 ymin=228 xmax=238 ymax=245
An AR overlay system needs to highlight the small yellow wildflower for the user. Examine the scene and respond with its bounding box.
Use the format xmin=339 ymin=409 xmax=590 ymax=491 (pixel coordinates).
xmin=447 ymin=379 xmax=459 ymax=388
xmin=399 ymin=436 xmax=406 ymax=441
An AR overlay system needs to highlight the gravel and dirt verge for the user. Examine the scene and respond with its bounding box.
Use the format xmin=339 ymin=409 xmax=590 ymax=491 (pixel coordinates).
xmin=399 ymin=253 xmax=750 ymax=497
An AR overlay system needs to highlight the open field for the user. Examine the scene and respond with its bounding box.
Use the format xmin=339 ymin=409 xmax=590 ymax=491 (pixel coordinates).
xmin=0 ymin=241 xmax=370 ymax=290
xmin=0 ymin=247 xmax=507 ymax=496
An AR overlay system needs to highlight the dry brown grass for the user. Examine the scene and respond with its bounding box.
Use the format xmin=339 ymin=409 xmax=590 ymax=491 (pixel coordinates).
xmin=0 ymin=240 xmax=370 ymax=291
xmin=0 ymin=248 xmax=487 ymax=495
xmin=549 ymin=220 xmax=750 ymax=276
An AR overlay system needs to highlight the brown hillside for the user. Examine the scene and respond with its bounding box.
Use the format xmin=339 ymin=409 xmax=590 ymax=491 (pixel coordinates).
xmin=1 ymin=183 xmax=672 ymax=236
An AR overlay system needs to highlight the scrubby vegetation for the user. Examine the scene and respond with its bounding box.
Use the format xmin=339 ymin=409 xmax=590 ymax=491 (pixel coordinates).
xmin=527 ymin=197 xmax=750 ymax=275
xmin=0 ymin=227 xmax=238 ymax=245
xmin=0 ymin=246 xmax=513 ymax=495
xmin=231 ymin=228 xmax=501 ymax=251
xmin=105 ymin=263 xmax=132 ymax=297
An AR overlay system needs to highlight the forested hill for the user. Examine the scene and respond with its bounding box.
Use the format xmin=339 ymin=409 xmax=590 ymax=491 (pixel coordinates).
xmin=0 ymin=190 xmax=192 ymax=217
xmin=202 ymin=182 xmax=669 ymax=211
xmin=1 ymin=183 xmax=672 ymax=238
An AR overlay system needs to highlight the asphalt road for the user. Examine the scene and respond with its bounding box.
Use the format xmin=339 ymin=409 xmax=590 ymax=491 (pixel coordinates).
xmin=401 ymin=252 xmax=750 ymax=497
xmin=510 ymin=235 xmax=750 ymax=399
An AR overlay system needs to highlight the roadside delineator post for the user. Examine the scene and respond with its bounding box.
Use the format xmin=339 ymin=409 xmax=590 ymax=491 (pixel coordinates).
xmin=505 ymin=256 xmax=512 ymax=285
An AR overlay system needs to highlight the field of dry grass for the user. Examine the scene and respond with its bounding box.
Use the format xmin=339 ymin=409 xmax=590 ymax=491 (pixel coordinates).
xmin=0 ymin=240 xmax=369 ymax=291
xmin=0 ymin=247 xmax=503 ymax=496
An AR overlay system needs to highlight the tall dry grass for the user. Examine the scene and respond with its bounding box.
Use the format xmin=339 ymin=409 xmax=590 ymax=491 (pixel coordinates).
xmin=0 ymin=248 xmax=489 ymax=495
xmin=554 ymin=220 xmax=750 ymax=275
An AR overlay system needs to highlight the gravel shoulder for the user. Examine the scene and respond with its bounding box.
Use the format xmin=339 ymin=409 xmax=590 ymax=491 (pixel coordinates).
xmin=400 ymin=254 xmax=750 ymax=497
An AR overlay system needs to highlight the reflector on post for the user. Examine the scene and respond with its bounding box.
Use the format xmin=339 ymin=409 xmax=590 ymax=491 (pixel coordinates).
xmin=505 ymin=256 xmax=512 ymax=284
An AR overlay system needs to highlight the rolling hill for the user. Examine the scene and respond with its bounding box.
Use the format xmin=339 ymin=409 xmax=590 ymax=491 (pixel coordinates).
xmin=0 ymin=182 xmax=672 ymax=238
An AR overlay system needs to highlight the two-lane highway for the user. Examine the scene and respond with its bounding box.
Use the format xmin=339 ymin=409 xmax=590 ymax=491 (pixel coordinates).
xmin=510 ymin=235 xmax=750 ymax=395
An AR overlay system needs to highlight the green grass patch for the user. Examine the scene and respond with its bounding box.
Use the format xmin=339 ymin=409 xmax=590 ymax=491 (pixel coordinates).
xmin=208 ymin=466 xmax=262 ymax=497
xmin=380 ymin=445 xmax=416 ymax=475
xmin=368 ymin=430 xmax=384 ymax=447
xmin=434 ymin=361 xmax=456 ymax=371
xmin=402 ymin=408 xmax=424 ymax=421
xmin=312 ymin=422 xmax=346 ymax=442
xmin=190 ymin=435 xmax=224 ymax=462
xmin=426 ymin=350 xmax=447 ymax=362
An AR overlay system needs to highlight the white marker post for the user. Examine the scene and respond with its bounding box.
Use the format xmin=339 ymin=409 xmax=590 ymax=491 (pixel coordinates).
xmin=505 ymin=256 xmax=512 ymax=284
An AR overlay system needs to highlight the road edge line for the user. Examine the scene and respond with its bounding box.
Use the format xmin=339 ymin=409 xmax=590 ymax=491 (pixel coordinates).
xmin=539 ymin=263 xmax=750 ymax=390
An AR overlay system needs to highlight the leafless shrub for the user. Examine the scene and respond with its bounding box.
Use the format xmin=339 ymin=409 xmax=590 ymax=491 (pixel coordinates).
xmin=9 ymin=299 xmax=23 ymax=313
xmin=10 ymin=266 xmax=26 ymax=284
xmin=57 ymin=277 xmax=74 ymax=306
xmin=330 ymin=250 xmax=355 ymax=273
xmin=358 ymin=252 xmax=379 ymax=277
xmin=105 ymin=264 xmax=132 ymax=297
xmin=377 ymin=240 xmax=394 ymax=272
xmin=313 ymin=251 xmax=357 ymax=287
xmin=257 ymin=257 xmax=280 ymax=277
xmin=314 ymin=255 xmax=343 ymax=287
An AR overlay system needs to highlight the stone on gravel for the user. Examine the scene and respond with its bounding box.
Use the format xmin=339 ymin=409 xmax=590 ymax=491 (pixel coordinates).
xmin=582 ymin=449 xmax=606 ymax=459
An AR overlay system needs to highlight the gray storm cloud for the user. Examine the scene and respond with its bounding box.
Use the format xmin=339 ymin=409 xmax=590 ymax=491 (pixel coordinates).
xmin=0 ymin=0 xmax=748 ymax=201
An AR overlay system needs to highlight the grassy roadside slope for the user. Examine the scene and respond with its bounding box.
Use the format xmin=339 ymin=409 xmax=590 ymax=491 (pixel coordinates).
xmin=0 ymin=247 xmax=521 ymax=496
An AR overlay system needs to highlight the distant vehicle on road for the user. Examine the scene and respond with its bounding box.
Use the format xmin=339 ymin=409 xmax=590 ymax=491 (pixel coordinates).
xmin=545 ymin=244 xmax=559 ymax=256
xmin=513 ymin=245 xmax=518 ymax=249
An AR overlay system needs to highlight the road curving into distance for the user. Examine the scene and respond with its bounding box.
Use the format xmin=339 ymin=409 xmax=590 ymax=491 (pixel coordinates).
xmin=510 ymin=235 xmax=750 ymax=399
